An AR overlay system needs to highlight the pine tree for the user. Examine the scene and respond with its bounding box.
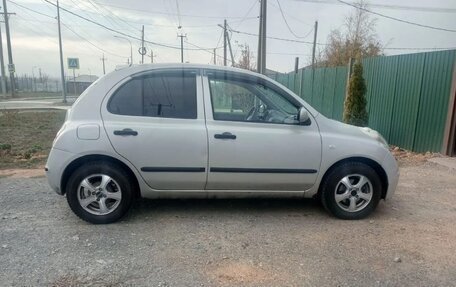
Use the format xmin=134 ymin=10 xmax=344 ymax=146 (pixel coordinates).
xmin=343 ymin=60 xmax=368 ymax=126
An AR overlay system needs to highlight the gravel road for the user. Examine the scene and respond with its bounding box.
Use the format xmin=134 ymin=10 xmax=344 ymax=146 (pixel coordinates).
xmin=1 ymin=161 xmax=455 ymax=286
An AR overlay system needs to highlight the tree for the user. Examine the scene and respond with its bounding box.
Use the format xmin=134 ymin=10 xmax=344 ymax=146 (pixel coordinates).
xmin=343 ymin=60 xmax=368 ymax=126
xmin=236 ymin=43 xmax=256 ymax=71
xmin=319 ymin=0 xmax=382 ymax=67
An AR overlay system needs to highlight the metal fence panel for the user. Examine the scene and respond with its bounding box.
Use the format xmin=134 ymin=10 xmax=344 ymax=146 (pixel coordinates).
xmin=362 ymin=56 xmax=398 ymax=143
xmin=322 ymin=68 xmax=336 ymax=118
xmin=268 ymin=50 xmax=455 ymax=152
xmin=388 ymin=53 xmax=426 ymax=150
xmin=333 ymin=66 xmax=348 ymax=121
xmin=413 ymin=50 xmax=456 ymax=152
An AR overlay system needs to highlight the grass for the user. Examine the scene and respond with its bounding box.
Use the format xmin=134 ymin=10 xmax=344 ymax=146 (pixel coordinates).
xmin=0 ymin=109 xmax=66 ymax=169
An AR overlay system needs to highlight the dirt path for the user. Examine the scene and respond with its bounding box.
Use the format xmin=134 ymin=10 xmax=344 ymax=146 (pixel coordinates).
xmin=0 ymin=168 xmax=44 ymax=178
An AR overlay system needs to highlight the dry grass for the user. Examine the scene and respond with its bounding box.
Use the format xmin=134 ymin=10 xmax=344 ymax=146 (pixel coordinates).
xmin=0 ymin=109 xmax=66 ymax=169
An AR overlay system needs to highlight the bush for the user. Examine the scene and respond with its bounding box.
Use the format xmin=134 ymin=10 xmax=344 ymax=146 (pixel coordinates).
xmin=343 ymin=60 xmax=368 ymax=126
xmin=0 ymin=143 xmax=11 ymax=150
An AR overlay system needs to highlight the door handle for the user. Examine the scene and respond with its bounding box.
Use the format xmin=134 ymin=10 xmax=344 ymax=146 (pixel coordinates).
xmin=214 ymin=132 xmax=236 ymax=140
xmin=113 ymin=128 xmax=138 ymax=136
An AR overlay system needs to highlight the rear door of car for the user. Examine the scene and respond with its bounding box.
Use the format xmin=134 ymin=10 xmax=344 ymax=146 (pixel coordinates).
xmin=101 ymin=68 xmax=208 ymax=190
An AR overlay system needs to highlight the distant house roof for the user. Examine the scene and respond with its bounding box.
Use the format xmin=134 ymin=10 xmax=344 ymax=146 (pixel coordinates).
xmin=74 ymin=75 xmax=98 ymax=83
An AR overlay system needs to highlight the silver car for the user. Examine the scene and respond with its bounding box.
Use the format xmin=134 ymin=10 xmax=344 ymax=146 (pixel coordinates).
xmin=46 ymin=64 xmax=399 ymax=224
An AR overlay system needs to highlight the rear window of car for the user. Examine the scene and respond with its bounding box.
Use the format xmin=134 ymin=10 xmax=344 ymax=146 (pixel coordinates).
xmin=108 ymin=70 xmax=197 ymax=119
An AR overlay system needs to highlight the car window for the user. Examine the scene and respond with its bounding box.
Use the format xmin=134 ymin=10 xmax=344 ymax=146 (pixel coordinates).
xmin=208 ymin=74 xmax=299 ymax=124
xmin=108 ymin=70 xmax=197 ymax=119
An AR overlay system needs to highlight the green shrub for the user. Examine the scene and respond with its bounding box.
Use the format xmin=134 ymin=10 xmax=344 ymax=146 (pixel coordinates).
xmin=0 ymin=143 xmax=11 ymax=150
xmin=343 ymin=60 xmax=368 ymax=127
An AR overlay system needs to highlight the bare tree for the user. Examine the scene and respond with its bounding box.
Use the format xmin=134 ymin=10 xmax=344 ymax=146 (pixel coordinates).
xmin=236 ymin=43 xmax=256 ymax=71
xmin=319 ymin=0 xmax=382 ymax=67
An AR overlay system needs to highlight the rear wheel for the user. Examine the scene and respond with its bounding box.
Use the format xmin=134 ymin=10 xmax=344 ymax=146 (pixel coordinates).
xmin=66 ymin=162 xmax=134 ymax=224
xmin=320 ymin=162 xmax=382 ymax=220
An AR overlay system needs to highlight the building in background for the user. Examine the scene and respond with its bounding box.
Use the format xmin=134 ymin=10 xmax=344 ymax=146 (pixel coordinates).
xmin=67 ymin=74 xmax=98 ymax=95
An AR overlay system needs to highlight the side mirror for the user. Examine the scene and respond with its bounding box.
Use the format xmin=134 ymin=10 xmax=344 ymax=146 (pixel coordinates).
xmin=298 ymin=107 xmax=311 ymax=125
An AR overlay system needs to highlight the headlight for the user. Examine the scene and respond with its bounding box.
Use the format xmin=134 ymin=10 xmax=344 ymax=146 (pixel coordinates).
xmin=360 ymin=127 xmax=388 ymax=148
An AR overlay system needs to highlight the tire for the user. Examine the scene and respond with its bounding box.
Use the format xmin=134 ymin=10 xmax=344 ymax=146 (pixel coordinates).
xmin=65 ymin=161 xmax=134 ymax=224
xmin=320 ymin=162 xmax=382 ymax=220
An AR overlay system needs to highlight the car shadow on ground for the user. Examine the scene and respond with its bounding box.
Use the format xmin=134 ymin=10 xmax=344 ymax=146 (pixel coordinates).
xmin=125 ymin=197 xmax=328 ymax=222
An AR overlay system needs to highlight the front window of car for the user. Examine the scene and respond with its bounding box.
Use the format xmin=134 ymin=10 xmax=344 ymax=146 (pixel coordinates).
xmin=108 ymin=70 xmax=197 ymax=119
xmin=208 ymin=72 xmax=299 ymax=124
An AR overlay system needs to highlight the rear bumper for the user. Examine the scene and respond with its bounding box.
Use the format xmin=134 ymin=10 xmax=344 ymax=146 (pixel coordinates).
xmin=45 ymin=148 xmax=75 ymax=195
xmin=383 ymin=152 xmax=399 ymax=200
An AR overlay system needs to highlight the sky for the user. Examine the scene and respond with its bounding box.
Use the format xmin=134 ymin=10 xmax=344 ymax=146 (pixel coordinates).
xmin=3 ymin=0 xmax=456 ymax=79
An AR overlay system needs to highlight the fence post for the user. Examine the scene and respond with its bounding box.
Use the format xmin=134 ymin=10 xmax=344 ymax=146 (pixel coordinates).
xmin=442 ymin=59 xmax=456 ymax=156
xmin=344 ymin=57 xmax=354 ymax=101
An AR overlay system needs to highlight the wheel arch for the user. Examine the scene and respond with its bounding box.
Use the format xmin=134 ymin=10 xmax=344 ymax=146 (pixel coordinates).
xmin=317 ymin=157 xmax=388 ymax=199
xmin=60 ymin=154 xmax=141 ymax=198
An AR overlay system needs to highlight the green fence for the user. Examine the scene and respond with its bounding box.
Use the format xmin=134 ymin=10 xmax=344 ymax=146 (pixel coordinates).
xmin=268 ymin=50 xmax=456 ymax=153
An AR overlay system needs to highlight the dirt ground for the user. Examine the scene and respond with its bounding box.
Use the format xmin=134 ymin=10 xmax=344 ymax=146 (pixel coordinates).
xmin=0 ymin=158 xmax=455 ymax=286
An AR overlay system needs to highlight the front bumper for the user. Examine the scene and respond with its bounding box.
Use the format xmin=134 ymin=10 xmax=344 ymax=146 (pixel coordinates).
xmin=382 ymin=152 xmax=399 ymax=200
xmin=45 ymin=148 xmax=75 ymax=195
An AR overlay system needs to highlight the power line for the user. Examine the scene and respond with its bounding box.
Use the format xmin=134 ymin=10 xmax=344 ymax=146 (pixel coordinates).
xmin=10 ymin=0 xmax=134 ymax=58
xmin=383 ymin=46 xmax=456 ymax=51
xmin=175 ymin=0 xmax=182 ymax=28
xmin=186 ymin=40 xmax=236 ymax=65
xmin=61 ymin=23 xmax=126 ymax=59
xmin=234 ymin=0 xmax=258 ymax=29
xmin=295 ymin=0 xmax=456 ymax=14
xmin=229 ymin=28 xmax=321 ymax=45
xmin=268 ymin=0 xmax=314 ymax=27
xmin=337 ymin=0 xmax=456 ymax=33
xmin=230 ymin=28 xmax=456 ymax=51
xmin=7 ymin=0 xmax=54 ymax=18
xmin=90 ymin=1 xmax=259 ymax=20
xmin=87 ymin=0 xmax=139 ymax=32
xmin=43 ymin=0 xmax=221 ymax=51
xmin=275 ymin=0 xmax=314 ymax=39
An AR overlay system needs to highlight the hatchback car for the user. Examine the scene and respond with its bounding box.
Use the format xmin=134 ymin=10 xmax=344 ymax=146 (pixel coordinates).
xmin=46 ymin=64 xmax=399 ymax=224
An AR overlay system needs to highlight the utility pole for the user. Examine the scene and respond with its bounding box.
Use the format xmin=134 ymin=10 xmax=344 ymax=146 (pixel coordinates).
xmin=100 ymin=54 xmax=106 ymax=74
xmin=56 ymin=0 xmax=67 ymax=103
xmin=148 ymin=50 xmax=155 ymax=63
xmin=0 ymin=24 xmax=6 ymax=95
xmin=311 ymin=21 xmax=319 ymax=100
xmin=178 ymin=34 xmax=186 ymax=63
xmin=257 ymin=0 xmax=267 ymax=74
xmin=140 ymin=25 xmax=144 ymax=64
xmin=213 ymin=48 xmax=216 ymax=65
xmin=226 ymin=29 xmax=235 ymax=66
xmin=311 ymin=21 xmax=318 ymax=68
xmin=2 ymin=0 xmax=16 ymax=96
xmin=223 ymin=19 xmax=227 ymax=66
xmin=294 ymin=57 xmax=299 ymax=73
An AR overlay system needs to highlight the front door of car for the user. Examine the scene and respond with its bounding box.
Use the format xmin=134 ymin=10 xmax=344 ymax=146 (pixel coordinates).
xmin=101 ymin=69 xmax=208 ymax=190
xmin=203 ymin=70 xmax=322 ymax=191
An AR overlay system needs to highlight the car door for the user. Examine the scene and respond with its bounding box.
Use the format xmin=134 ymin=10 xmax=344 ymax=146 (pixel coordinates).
xmin=101 ymin=69 xmax=208 ymax=190
xmin=203 ymin=70 xmax=321 ymax=191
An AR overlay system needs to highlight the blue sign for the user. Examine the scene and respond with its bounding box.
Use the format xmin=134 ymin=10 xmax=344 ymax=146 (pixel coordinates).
xmin=67 ymin=58 xmax=79 ymax=69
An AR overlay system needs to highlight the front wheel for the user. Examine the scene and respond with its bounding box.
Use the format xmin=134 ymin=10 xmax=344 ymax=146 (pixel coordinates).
xmin=65 ymin=162 xmax=134 ymax=224
xmin=320 ymin=162 xmax=382 ymax=220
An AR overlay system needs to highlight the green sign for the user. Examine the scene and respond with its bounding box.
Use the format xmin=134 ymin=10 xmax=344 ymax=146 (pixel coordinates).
xmin=67 ymin=58 xmax=79 ymax=69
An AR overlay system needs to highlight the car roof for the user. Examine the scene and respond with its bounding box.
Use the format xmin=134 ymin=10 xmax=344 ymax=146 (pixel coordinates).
xmin=113 ymin=63 xmax=266 ymax=78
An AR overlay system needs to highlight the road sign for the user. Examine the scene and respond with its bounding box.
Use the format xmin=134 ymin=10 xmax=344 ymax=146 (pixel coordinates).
xmin=67 ymin=58 xmax=79 ymax=69
xmin=7 ymin=64 xmax=15 ymax=73
xmin=138 ymin=46 xmax=147 ymax=56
